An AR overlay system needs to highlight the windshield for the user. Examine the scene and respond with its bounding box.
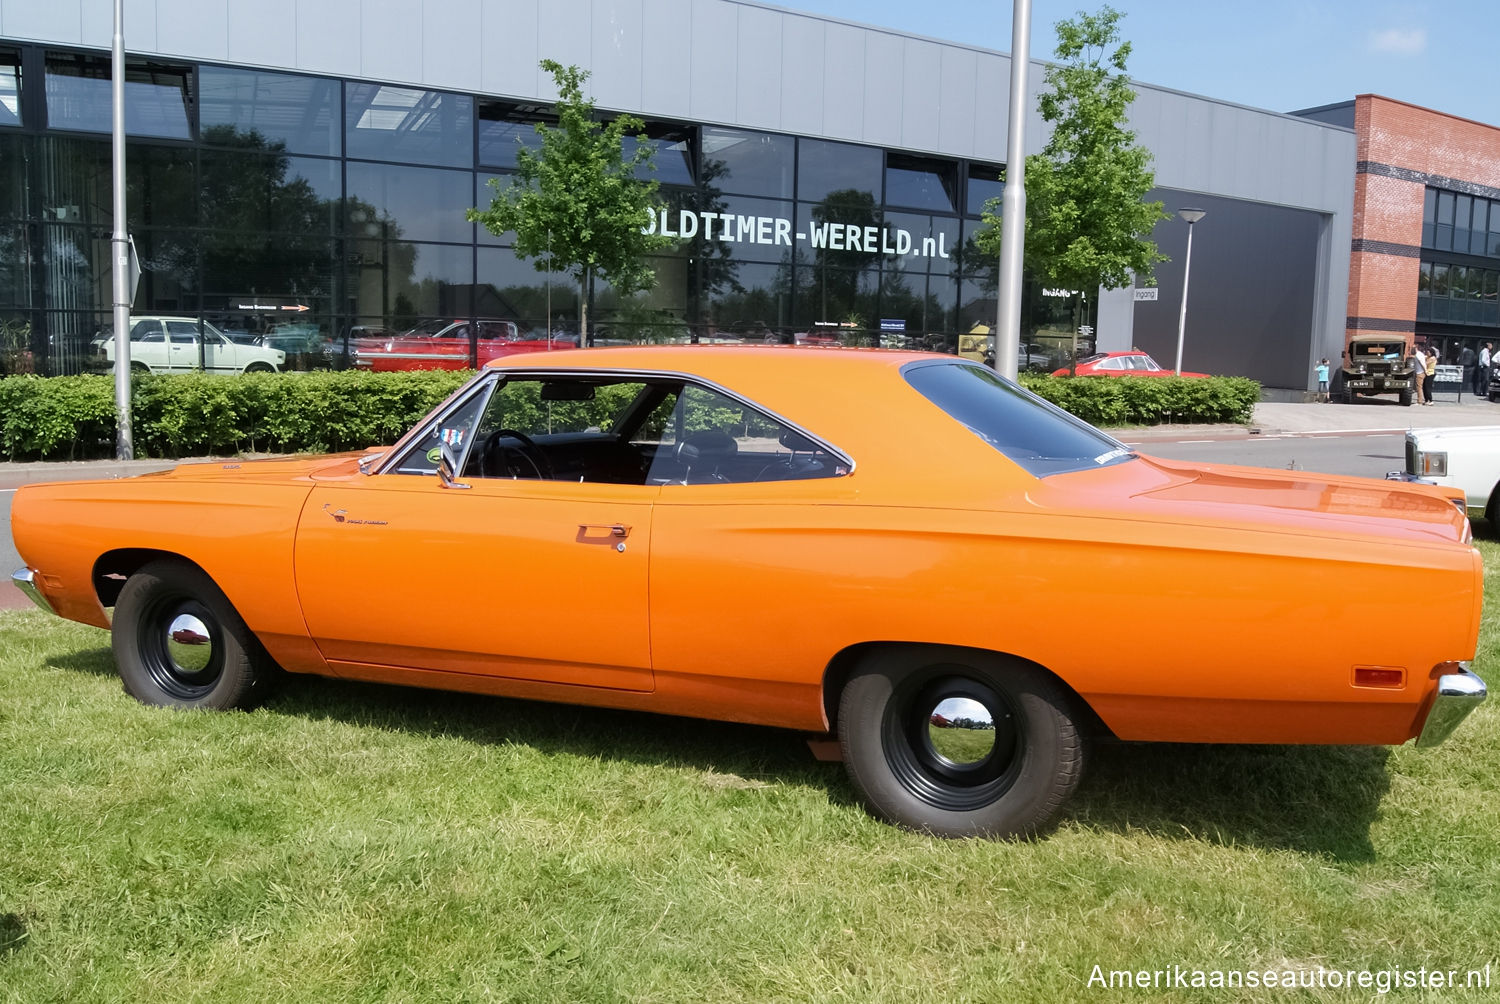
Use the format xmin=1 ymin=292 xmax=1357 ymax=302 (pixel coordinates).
xmin=903 ymin=360 xmax=1135 ymax=477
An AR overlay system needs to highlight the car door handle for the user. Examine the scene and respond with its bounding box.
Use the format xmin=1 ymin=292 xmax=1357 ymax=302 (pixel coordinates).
xmin=578 ymin=523 xmax=631 ymax=538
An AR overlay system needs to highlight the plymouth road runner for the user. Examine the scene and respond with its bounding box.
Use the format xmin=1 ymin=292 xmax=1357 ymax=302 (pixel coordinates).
xmin=11 ymin=347 xmax=1488 ymax=837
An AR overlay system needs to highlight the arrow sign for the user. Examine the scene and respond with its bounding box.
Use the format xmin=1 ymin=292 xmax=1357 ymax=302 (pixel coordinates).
xmin=280 ymin=304 xmax=311 ymax=312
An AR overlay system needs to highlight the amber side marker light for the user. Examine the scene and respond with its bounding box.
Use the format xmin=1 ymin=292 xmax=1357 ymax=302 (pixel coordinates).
xmin=1353 ymin=666 xmax=1407 ymax=689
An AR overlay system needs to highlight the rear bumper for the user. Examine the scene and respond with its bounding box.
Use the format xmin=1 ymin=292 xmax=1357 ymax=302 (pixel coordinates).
xmin=11 ymin=567 xmax=58 ymax=615
xmin=1415 ymin=664 xmax=1487 ymax=748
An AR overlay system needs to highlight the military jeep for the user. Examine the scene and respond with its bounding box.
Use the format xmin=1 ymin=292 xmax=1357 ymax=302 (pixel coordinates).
xmin=1339 ymin=334 xmax=1415 ymax=406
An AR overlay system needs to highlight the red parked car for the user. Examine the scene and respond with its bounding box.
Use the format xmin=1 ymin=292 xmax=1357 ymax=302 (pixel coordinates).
xmin=1052 ymin=351 xmax=1209 ymax=378
xmin=353 ymin=320 xmax=572 ymax=372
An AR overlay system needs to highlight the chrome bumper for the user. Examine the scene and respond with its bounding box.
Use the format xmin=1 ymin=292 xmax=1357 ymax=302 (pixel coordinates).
xmin=11 ymin=567 xmax=57 ymax=615
xmin=1415 ymin=665 xmax=1488 ymax=748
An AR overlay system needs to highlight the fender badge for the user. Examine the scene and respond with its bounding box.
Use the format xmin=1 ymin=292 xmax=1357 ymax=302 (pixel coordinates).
xmin=322 ymin=503 xmax=387 ymax=527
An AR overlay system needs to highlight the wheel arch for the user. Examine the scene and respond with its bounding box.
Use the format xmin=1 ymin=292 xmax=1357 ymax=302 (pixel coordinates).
xmin=92 ymin=548 xmax=209 ymax=609
xmin=821 ymin=641 xmax=1114 ymax=741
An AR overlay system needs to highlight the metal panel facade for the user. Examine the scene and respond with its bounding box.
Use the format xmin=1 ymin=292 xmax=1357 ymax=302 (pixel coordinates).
xmin=0 ymin=0 xmax=1358 ymax=385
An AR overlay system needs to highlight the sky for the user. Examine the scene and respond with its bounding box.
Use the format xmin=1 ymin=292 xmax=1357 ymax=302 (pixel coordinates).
xmin=772 ymin=0 xmax=1500 ymax=127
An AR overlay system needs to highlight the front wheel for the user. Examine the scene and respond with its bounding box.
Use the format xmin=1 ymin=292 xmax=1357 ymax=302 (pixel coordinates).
xmin=838 ymin=647 xmax=1085 ymax=838
xmin=112 ymin=559 xmax=278 ymax=710
xmin=243 ymin=362 xmax=276 ymax=374
xmin=1399 ymin=389 xmax=1413 ymax=407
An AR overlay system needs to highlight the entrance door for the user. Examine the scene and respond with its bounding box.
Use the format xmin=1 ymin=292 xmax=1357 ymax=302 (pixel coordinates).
xmin=294 ymin=475 xmax=655 ymax=691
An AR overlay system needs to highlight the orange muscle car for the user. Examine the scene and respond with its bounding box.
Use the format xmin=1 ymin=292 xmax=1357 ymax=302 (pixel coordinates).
xmin=10 ymin=347 xmax=1488 ymax=838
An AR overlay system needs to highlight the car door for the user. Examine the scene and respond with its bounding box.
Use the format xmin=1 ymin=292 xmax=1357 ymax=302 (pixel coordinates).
xmin=125 ymin=319 xmax=167 ymax=370
xmin=163 ymin=321 xmax=206 ymax=372
xmin=293 ymin=372 xmax=658 ymax=691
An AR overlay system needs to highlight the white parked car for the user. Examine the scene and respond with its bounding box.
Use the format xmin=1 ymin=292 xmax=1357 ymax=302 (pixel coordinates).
xmin=1396 ymin=426 xmax=1500 ymax=522
xmin=102 ymin=317 xmax=285 ymax=374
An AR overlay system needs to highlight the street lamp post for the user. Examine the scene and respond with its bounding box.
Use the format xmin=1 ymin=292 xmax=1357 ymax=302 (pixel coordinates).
xmin=1173 ymin=208 xmax=1206 ymax=376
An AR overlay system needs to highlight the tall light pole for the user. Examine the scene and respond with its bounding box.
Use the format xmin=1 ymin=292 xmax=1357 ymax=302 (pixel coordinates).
xmin=993 ymin=0 xmax=1033 ymax=380
xmin=110 ymin=0 xmax=133 ymax=458
xmin=1173 ymin=208 xmax=1205 ymax=376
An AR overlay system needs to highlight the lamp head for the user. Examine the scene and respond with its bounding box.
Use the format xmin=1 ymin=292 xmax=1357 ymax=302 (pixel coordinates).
xmin=1178 ymin=208 xmax=1206 ymax=224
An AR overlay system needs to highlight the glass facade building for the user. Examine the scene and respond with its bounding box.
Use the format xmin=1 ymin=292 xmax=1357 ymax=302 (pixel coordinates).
xmin=0 ymin=42 xmax=1099 ymax=376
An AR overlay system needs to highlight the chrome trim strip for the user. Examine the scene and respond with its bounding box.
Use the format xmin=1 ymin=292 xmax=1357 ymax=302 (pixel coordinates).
xmin=1416 ymin=664 xmax=1487 ymax=748
xmin=11 ymin=567 xmax=57 ymax=615
xmin=373 ymin=365 xmax=858 ymax=479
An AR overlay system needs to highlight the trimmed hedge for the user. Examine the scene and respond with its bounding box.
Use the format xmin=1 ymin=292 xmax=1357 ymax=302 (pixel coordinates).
xmin=0 ymin=367 xmax=1261 ymax=462
xmin=0 ymin=370 xmax=469 ymax=461
xmin=1019 ymin=373 xmax=1261 ymax=427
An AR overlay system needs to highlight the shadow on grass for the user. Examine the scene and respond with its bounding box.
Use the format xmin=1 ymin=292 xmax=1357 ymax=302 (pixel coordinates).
xmin=42 ymin=646 xmax=1392 ymax=857
xmin=45 ymin=648 xmax=117 ymax=677
xmin=1066 ymin=741 xmax=1390 ymax=861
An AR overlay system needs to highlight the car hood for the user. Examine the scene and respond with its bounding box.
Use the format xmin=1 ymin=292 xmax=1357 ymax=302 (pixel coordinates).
xmin=1038 ymin=453 xmax=1470 ymax=545
xmin=133 ymin=453 xmax=371 ymax=484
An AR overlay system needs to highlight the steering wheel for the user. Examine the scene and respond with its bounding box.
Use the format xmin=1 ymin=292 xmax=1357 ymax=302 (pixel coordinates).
xmin=482 ymin=428 xmax=553 ymax=480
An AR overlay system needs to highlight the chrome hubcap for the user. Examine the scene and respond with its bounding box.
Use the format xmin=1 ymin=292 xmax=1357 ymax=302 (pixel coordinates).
xmin=165 ymin=613 xmax=213 ymax=673
xmin=926 ymin=696 xmax=997 ymax=765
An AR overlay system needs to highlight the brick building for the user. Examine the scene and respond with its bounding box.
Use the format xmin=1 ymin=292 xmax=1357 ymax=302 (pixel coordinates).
xmin=1299 ymin=95 xmax=1500 ymax=383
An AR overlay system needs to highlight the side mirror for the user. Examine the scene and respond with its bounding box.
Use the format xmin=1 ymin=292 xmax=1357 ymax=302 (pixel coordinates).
xmin=437 ymin=442 xmax=470 ymax=490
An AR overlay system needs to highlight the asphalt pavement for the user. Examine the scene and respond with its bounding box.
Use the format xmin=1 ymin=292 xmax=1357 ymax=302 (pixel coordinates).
xmin=3 ymin=396 xmax=1498 ymax=610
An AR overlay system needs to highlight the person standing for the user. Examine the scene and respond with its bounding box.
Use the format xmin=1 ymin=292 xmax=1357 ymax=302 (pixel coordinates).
xmin=1315 ymin=357 xmax=1330 ymax=402
xmin=1460 ymin=342 xmax=1478 ymax=396
xmin=1424 ymin=346 xmax=1437 ymax=405
xmin=1480 ymin=342 xmax=1493 ymax=397
xmin=1409 ymin=344 xmax=1427 ymax=406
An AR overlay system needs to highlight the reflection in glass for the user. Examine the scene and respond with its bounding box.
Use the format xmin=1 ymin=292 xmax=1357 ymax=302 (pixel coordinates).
xmin=701 ymin=127 xmax=793 ymax=198
xmin=623 ymin=126 xmax=694 ymax=187
xmin=351 ymin=239 xmax=473 ymax=326
xmin=0 ymin=49 xmax=19 ymax=127
xmin=478 ymin=245 xmax=570 ymax=330
xmin=0 ymin=225 xmax=28 ymax=307
xmin=883 ymin=212 xmax=960 ymax=275
xmin=796 ymin=138 xmax=881 ymax=205
xmin=200 ymin=67 xmax=341 ymax=157
xmin=45 ymin=53 xmax=192 ymax=139
xmin=346 ymin=84 xmax=473 ymax=168
xmin=202 ymin=147 xmax=340 ymax=234
xmin=0 ymin=133 xmax=24 ymax=218
xmin=701 ymin=262 xmax=792 ymax=339
xmin=593 ymin=257 xmax=690 ymax=343
xmin=885 ymin=153 xmax=957 ymax=213
xmin=967 ymin=165 xmax=1004 ymax=217
xmin=346 ymin=162 xmax=474 ymax=243
xmin=478 ymin=100 xmax=550 ymax=169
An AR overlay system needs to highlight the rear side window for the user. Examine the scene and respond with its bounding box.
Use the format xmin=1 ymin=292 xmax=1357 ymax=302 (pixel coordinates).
xmin=903 ymin=360 xmax=1134 ymax=477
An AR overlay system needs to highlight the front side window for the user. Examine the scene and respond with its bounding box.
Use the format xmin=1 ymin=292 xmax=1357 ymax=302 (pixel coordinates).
xmin=387 ymin=372 xmax=848 ymax=486
xmin=904 ymin=360 xmax=1133 ymax=478
xmin=389 ymin=383 xmax=492 ymax=476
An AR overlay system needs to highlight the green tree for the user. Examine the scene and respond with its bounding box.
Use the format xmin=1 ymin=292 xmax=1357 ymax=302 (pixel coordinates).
xmin=468 ymin=60 xmax=672 ymax=346
xmin=975 ymin=6 xmax=1169 ymax=368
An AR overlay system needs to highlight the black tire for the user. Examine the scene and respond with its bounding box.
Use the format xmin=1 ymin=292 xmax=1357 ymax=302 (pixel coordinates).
xmin=1341 ymin=385 xmax=1355 ymax=405
xmin=837 ymin=646 xmax=1085 ymax=839
xmin=130 ymin=361 xmax=150 ymax=375
xmin=243 ymin=362 xmax=276 ymax=374
xmin=1399 ymin=389 xmax=1413 ymax=407
xmin=111 ymin=559 xmax=277 ymax=710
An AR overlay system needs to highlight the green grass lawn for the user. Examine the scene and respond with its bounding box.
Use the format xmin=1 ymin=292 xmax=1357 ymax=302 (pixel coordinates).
xmin=2 ymin=545 xmax=1499 ymax=1003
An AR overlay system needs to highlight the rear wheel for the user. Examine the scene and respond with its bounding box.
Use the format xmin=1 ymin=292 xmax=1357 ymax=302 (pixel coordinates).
xmin=837 ymin=647 xmax=1085 ymax=839
xmin=112 ymin=559 xmax=277 ymax=710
